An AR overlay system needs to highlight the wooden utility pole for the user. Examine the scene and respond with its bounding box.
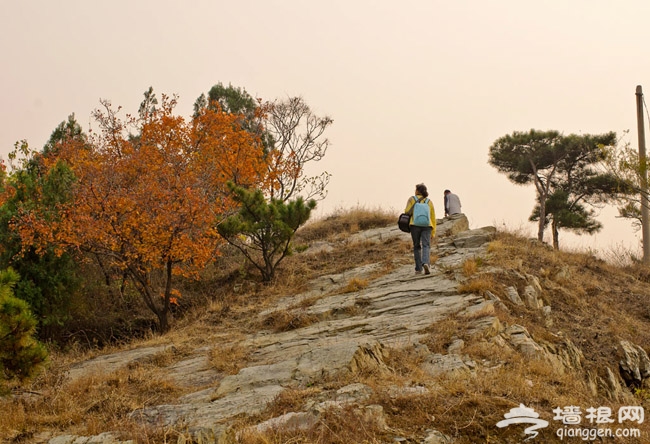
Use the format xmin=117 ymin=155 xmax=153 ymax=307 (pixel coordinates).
xmin=636 ymin=85 xmax=650 ymax=264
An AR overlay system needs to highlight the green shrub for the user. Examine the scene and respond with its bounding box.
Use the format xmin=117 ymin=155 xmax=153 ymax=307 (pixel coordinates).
xmin=0 ymin=268 xmax=48 ymax=394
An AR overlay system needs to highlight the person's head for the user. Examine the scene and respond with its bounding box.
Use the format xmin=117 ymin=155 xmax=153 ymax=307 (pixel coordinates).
xmin=415 ymin=183 xmax=428 ymax=198
xmin=444 ymin=189 xmax=451 ymax=195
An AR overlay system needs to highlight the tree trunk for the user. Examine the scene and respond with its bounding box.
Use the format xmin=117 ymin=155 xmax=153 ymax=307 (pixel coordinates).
xmin=552 ymin=217 xmax=559 ymax=250
xmin=156 ymin=311 xmax=169 ymax=333
xmin=531 ymin=161 xmax=550 ymax=243
xmin=537 ymin=197 xmax=546 ymax=242
xmin=129 ymin=267 xmax=170 ymax=334
xmin=158 ymin=259 xmax=173 ymax=333
xmin=95 ymin=254 xmax=116 ymax=299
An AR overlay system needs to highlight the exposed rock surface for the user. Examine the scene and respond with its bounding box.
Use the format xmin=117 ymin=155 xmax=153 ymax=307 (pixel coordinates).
xmin=129 ymin=216 xmax=485 ymax=438
xmin=619 ymin=339 xmax=650 ymax=388
xmin=45 ymin=213 xmax=646 ymax=443
xmin=48 ymin=433 xmax=133 ymax=444
xmin=65 ymin=345 xmax=173 ymax=382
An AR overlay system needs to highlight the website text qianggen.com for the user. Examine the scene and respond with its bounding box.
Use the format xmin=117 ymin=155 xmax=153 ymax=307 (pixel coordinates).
xmin=556 ymin=426 xmax=641 ymax=440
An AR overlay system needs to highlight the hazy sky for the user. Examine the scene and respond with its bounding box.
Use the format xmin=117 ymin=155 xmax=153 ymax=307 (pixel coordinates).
xmin=2 ymin=1 xmax=649 ymax=255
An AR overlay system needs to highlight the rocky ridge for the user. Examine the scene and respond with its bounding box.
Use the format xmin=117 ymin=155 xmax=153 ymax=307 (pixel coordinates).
xmin=46 ymin=214 xmax=650 ymax=443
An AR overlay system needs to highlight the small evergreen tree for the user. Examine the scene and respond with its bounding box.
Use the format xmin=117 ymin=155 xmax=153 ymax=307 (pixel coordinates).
xmin=0 ymin=268 xmax=48 ymax=395
xmin=490 ymin=130 xmax=629 ymax=247
xmin=204 ymin=82 xmax=258 ymax=115
xmin=527 ymin=133 xmax=628 ymax=249
xmin=488 ymin=129 xmax=564 ymax=242
xmin=218 ymin=182 xmax=316 ymax=282
xmin=0 ymin=136 xmax=81 ymax=341
xmin=530 ymin=190 xmax=603 ymax=249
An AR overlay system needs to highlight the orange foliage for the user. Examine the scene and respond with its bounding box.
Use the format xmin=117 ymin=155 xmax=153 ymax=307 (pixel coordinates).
xmin=192 ymin=104 xmax=265 ymax=189
xmin=14 ymin=94 xmax=265 ymax=331
xmin=0 ymin=159 xmax=12 ymax=209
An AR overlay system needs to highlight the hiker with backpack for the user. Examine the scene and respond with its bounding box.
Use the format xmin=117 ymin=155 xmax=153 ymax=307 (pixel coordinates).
xmin=404 ymin=183 xmax=436 ymax=275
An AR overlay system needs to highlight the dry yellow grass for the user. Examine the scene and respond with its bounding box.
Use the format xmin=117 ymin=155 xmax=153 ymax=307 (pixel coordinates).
xmin=421 ymin=316 xmax=463 ymax=354
xmin=4 ymin=214 xmax=650 ymax=443
xmin=260 ymin=309 xmax=323 ymax=333
xmin=1 ymin=363 xmax=182 ymax=441
xmin=209 ymin=342 xmax=251 ymax=375
xmin=462 ymin=257 xmax=479 ymax=276
xmin=296 ymin=205 xmax=397 ymax=242
xmin=457 ymin=274 xmax=498 ymax=295
xmin=341 ymin=277 xmax=369 ymax=293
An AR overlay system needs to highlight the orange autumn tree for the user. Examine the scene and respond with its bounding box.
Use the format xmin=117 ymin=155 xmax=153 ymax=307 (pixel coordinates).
xmin=194 ymin=88 xmax=333 ymax=203
xmin=194 ymin=89 xmax=333 ymax=282
xmin=15 ymin=93 xmax=265 ymax=332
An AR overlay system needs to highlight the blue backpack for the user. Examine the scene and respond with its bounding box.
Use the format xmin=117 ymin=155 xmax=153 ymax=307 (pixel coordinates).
xmin=412 ymin=196 xmax=431 ymax=227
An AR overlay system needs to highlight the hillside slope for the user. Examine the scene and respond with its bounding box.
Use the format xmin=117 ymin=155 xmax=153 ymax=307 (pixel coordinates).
xmin=3 ymin=213 xmax=650 ymax=443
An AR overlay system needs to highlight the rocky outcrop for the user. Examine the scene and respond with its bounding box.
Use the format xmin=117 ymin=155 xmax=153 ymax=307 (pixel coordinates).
xmin=47 ymin=213 xmax=633 ymax=443
xmin=131 ymin=227 xmax=489 ymax=436
xmin=65 ymin=345 xmax=173 ymax=382
xmin=48 ymin=433 xmax=133 ymax=444
xmin=619 ymin=339 xmax=650 ymax=388
xmin=583 ymin=339 xmax=650 ymax=401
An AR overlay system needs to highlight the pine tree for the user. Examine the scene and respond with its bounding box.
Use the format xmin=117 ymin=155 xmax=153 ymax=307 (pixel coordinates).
xmin=218 ymin=182 xmax=316 ymax=282
xmin=0 ymin=268 xmax=48 ymax=394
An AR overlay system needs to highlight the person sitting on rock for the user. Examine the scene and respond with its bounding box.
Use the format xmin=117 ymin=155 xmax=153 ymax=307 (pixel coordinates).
xmin=444 ymin=189 xmax=462 ymax=217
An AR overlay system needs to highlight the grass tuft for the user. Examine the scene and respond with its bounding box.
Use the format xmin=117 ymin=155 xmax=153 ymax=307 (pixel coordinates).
xmin=457 ymin=274 xmax=498 ymax=295
xmin=260 ymin=309 xmax=322 ymax=333
xmin=342 ymin=277 xmax=369 ymax=293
